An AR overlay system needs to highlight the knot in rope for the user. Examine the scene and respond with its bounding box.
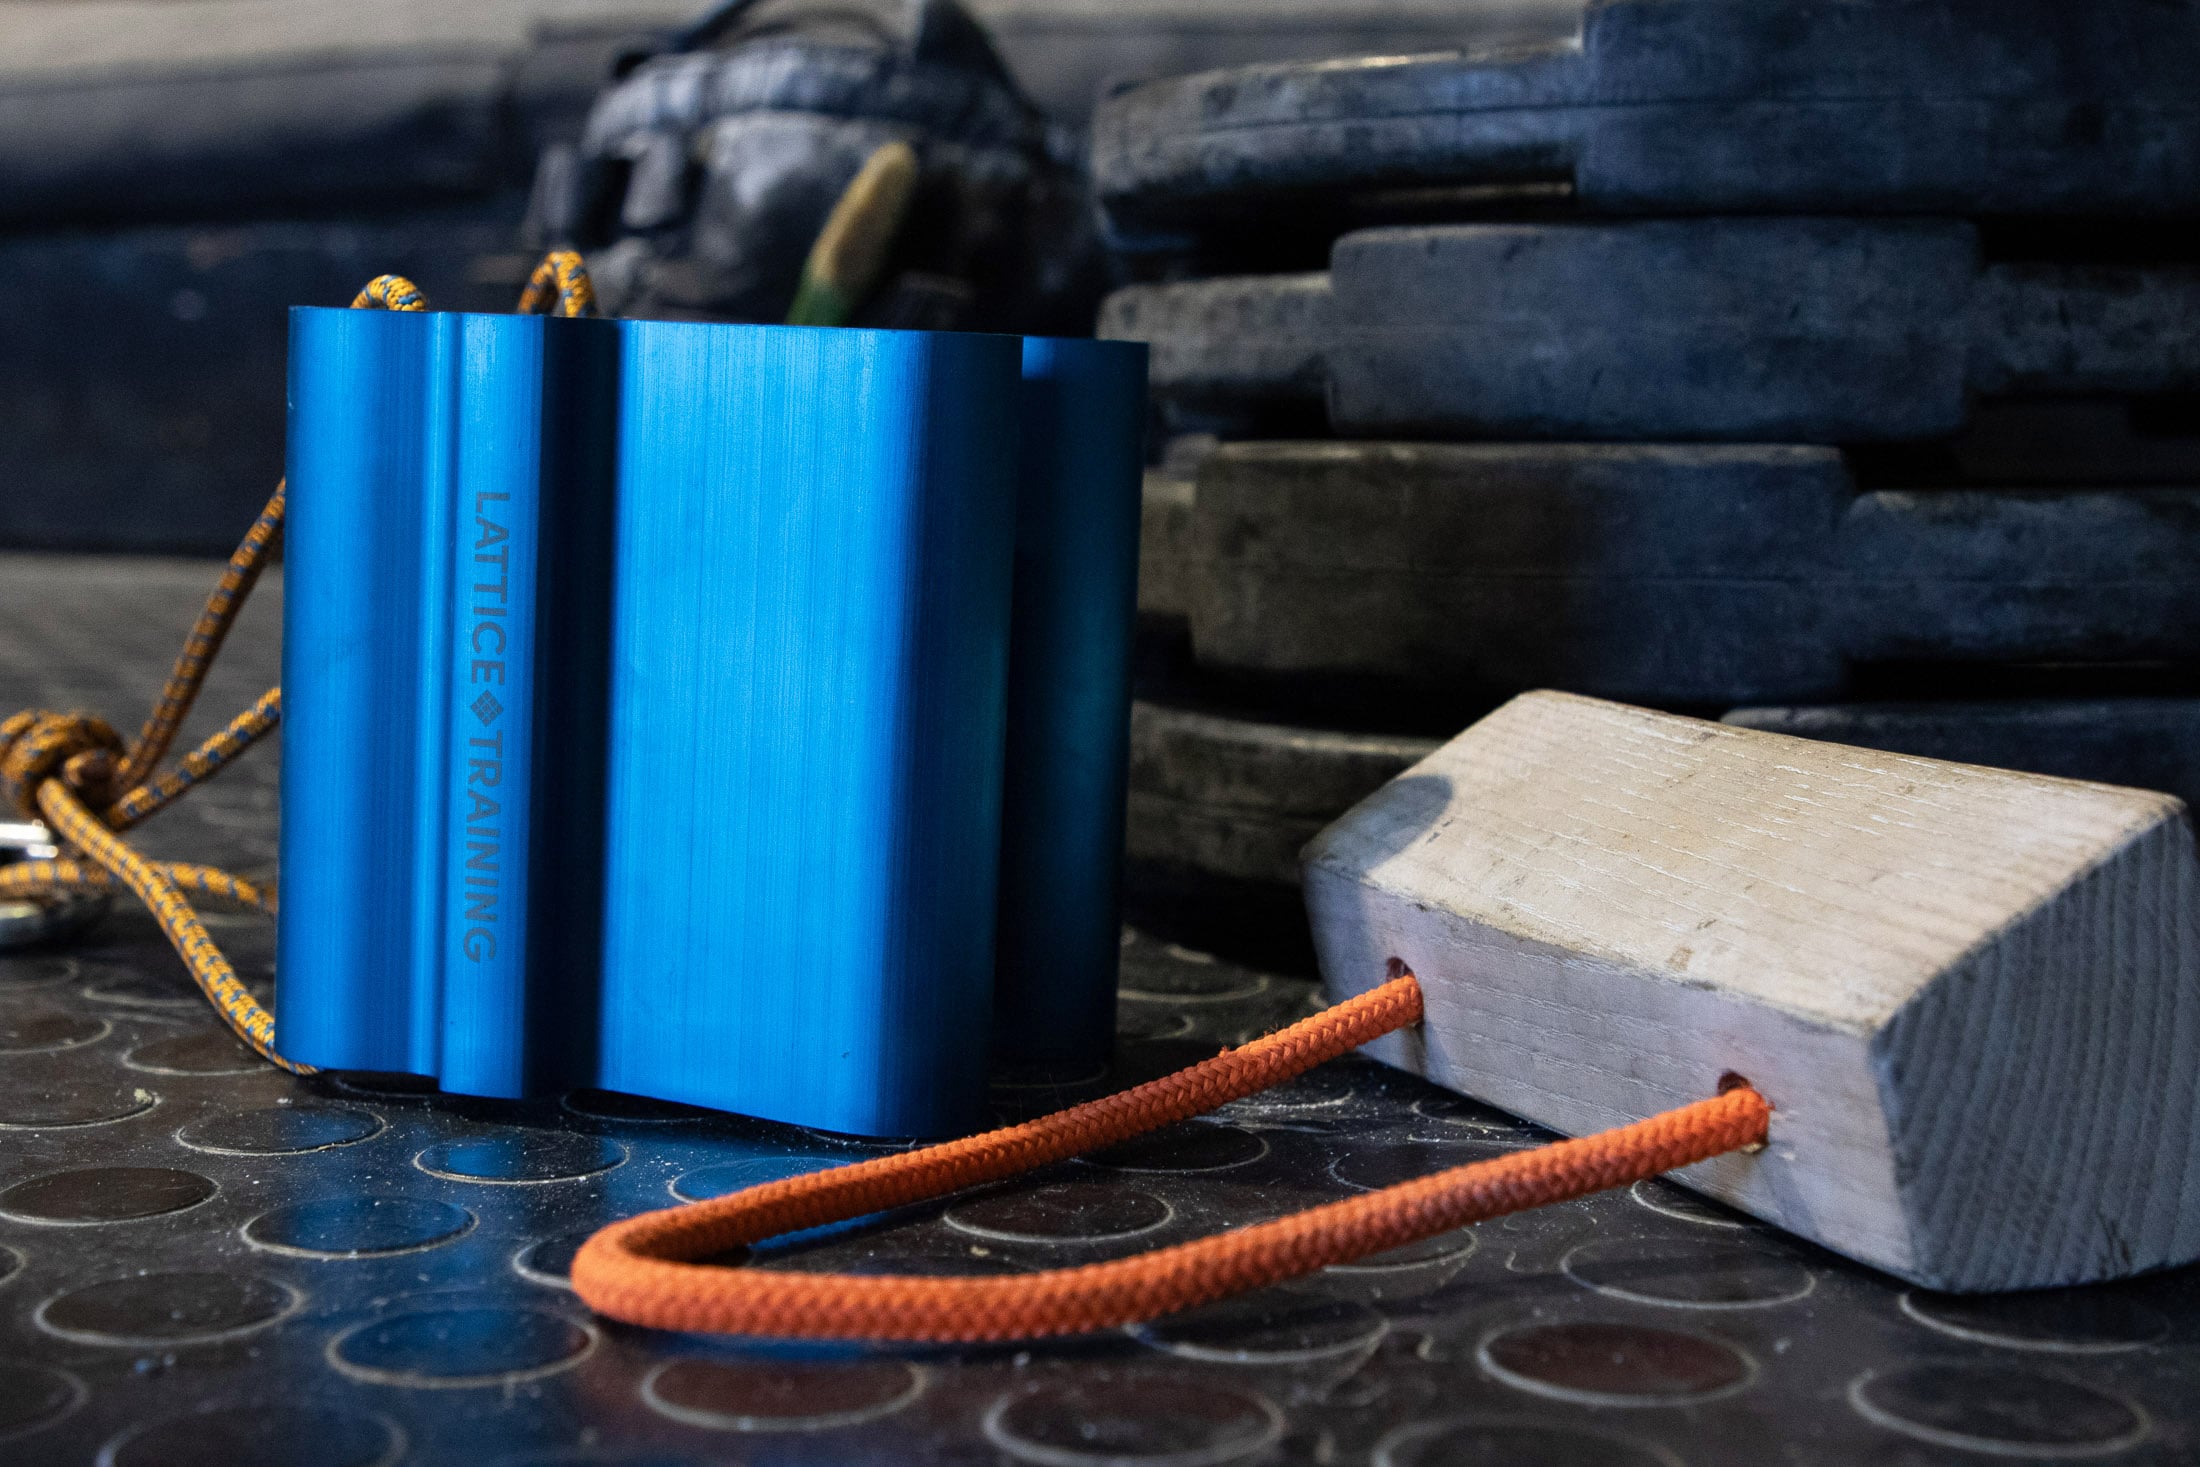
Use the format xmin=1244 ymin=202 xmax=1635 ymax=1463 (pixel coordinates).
xmin=0 ymin=710 xmax=125 ymax=820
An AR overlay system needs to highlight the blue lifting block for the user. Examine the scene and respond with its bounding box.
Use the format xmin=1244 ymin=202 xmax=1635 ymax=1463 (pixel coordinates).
xmin=276 ymin=310 xmax=1145 ymax=1136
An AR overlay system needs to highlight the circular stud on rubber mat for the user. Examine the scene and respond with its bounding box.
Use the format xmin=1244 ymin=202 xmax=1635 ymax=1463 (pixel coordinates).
xmin=642 ymin=1357 xmax=924 ymax=1432
xmin=1130 ymin=1292 xmax=1386 ymax=1366
xmin=983 ymin=1378 xmax=1284 ymax=1466
xmin=1082 ymin=1120 xmax=1268 ymax=1174
xmin=327 ymin=1307 xmax=594 ymax=1388
xmin=123 ymin=1027 xmax=262 ymax=1074
xmin=1560 ymin=1236 xmax=1817 ymax=1310
xmin=945 ymin=1181 xmax=1173 ymax=1244
xmin=1847 ymin=1365 xmax=2150 ymax=1456
xmin=1374 ymin=1420 xmax=1682 ymax=1467
xmin=1476 ymin=1321 xmax=1757 ymax=1406
xmin=0 ymin=1166 xmax=212 ymax=1224
xmin=98 ymin=1407 xmax=401 ymax=1467
xmin=0 ymin=1360 xmax=83 ymax=1441
xmin=0 ymin=1006 xmax=107 ymax=1054
xmin=243 ymin=1196 xmax=474 ymax=1258
xmin=1899 ymin=1287 xmax=2172 ymax=1355
xmin=413 ymin=1133 xmax=626 ymax=1185
xmin=37 ymin=1271 xmax=298 ymax=1346
xmin=179 ymin=1103 xmax=383 ymax=1155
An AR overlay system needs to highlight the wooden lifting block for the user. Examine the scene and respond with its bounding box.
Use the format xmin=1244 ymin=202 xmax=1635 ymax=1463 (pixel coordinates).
xmin=1302 ymin=691 xmax=2200 ymax=1292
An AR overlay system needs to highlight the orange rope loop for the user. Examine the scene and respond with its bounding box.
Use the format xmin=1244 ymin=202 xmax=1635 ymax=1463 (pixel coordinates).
xmin=570 ymin=977 xmax=1770 ymax=1341
xmin=5 ymin=246 xmax=1776 ymax=1342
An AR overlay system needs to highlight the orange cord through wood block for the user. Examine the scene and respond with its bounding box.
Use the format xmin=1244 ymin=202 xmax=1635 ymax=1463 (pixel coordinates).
xmin=570 ymin=977 xmax=1771 ymax=1342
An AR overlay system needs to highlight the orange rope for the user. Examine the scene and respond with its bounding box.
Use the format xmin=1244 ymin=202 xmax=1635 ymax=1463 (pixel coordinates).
xmin=572 ymin=976 xmax=1772 ymax=1342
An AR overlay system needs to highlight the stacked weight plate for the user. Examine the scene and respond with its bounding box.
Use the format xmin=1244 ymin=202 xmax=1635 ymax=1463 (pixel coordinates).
xmin=1100 ymin=0 xmax=2200 ymax=964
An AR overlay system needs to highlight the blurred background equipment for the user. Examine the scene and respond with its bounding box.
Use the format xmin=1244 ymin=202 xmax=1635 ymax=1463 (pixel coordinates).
xmin=527 ymin=0 xmax=1096 ymax=332
xmin=0 ymin=0 xmax=1579 ymax=554
xmin=15 ymin=0 xmax=2200 ymax=974
xmin=1104 ymin=0 xmax=2200 ymax=969
xmin=0 ymin=0 xmax=681 ymax=554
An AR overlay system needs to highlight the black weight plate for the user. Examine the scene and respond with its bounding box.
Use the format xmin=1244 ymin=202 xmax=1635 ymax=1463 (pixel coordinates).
xmin=1163 ymin=441 xmax=2200 ymax=705
xmin=1174 ymin=440 xmax=1852 ymax=706
xmin=1094 ymin=0 xmax=2200 ymax=236
xmin=1723 ymin=700 xmax=2200 ymax=815
xmin=1105 ymin=222 xmax=2200 ymax=442
xmin=1101 ymin=274 xmax=1331 ymax=422
xmin=1325 ymin=220 xmax=1977 ymax=441
xmin=1126 ymin=699 xmax=1438 ymax=888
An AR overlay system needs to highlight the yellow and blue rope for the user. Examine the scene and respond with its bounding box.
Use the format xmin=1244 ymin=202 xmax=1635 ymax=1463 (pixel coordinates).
xmin=1 ymin=258 xmax=588 ymax=1073
xmin=351 ymin=274 xmax=427 ymax=311
xmin=517 ymin=250 xmax=597 ymax=318
xmin=108 ymin=687 xmax=283 ymax=831
xmin=109 ymin=474 xmax=291 ymax=794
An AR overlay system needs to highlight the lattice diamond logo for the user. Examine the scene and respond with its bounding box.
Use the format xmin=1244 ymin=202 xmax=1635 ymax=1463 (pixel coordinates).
xmin=471 ymin=691 xmax=503 ymax=725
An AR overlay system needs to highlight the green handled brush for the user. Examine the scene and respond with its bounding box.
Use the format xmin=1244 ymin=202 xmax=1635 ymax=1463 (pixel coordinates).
xmin=786 ymin=140 xmax=920 ymax=327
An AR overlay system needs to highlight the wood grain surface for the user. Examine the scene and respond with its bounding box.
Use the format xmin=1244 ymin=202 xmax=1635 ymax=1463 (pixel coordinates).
xmin=1304 ymin=691 xmax=2200 ymax=1289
